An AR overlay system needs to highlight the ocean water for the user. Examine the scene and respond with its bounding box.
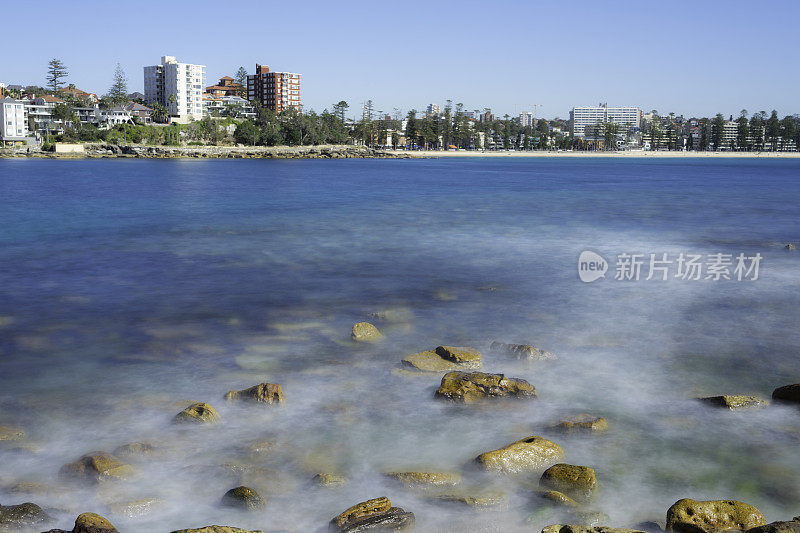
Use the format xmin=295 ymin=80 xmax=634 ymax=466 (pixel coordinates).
xmin=0 ymin=157 xmax=799 ymax=532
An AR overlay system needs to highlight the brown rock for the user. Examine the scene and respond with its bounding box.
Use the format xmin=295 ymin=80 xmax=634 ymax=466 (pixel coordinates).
xmin=435 ymin=371 xmax=536 ymax=403
xmin=490 ymin=341 xmax=557 ymax=361
xmin=666 ymin=499 xmax=766 ymax=533
xmin=224 ymin=383 xmax=284 ymax=405
xmin=697 ymin=395 xmax=768 ymax=409
xmin=435 ymin=346 xmax=482 ymax=366
xmin=773 ymin=384 xmax=800 ymax=404
xmin=351 ymin=322 xmax=384 ymax=342
xmin=475 ymin=435 xmax=565 ymax=474
xmin=552 ymin=414 xmax=609 ymax=434
xmin=173 ymin=402 xmax=220 ymax=424
xmin=73 ymin=512 xmax=118 ymax=533
xmin=540 ymin=464 xmax=598 ymax=503
xmin=171 ymin=527 xmax=263 ymax=533
xmin=329 ymin=496 xmax=414 ymax=532
xmin=220 ymin=486 xmax=265 ymax=511
xmin=384 ymin=471 xmax=462 ymax=488
xmin=59 ymin=452 xmax=134 ymax=484
xmin=0 ymin=426 xmax=25 ymax=441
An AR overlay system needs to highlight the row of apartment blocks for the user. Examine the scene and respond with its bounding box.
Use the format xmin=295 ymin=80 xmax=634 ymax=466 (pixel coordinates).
xmin=143 ymin=56 xmax=301 ymax=122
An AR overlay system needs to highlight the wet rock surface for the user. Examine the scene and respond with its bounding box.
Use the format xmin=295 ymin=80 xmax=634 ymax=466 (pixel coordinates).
xmin=475 ymin=435 xmax=565 ymax=473
xmin=666 ymin=499 xmax=766 ymax=533
xmin=772 ymin=384 xmax=800 ymax=403
xmin=329 ymin=496 xmax=414 ymax=532
xmin=401 ymin=347 xmax=482 ymax=372
xmin=171 ymin=527 xmax=264 ymax=533
xmin=59 ymin=452 xmax=134 ymax=484
xmin=435 ymin=371 xmax=535 ymax=403
xmin=220 ymin=486 xmax=266 ymax=511
xmin=351 ymin=322 xmax=384 ymax=342
xmin=0 ymin=502 xmax=52 ymax=529
xmin=540 ymin=464 xmax=598 ymax=503
xmin=174 ymin=402 xmax=221 ymax=424
xmin=747 ymin=517 xmax=800 ymax=533
xmin=72 ymin=512 xmax=118 ymax=533
xmin=224 ymin=383 xmax=285 ymax=405
xmin=383 ymin=471 xmax=462 ymax=488
xmin=0 ymin=426 xmax=25 ymax=442
xmin=697 ymin=395 xmax=768 ymax=409
xmin=542 ymin=527 xmax=646 ymax=533
xmin=490 ymin=341 xmax=557 ymax=361
xmin=551 ymin=415 xmax=609 ymax=434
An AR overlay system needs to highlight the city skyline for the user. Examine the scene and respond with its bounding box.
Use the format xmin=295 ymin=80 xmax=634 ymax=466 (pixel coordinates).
xmin=2 ymin=0 xmax=799 ymax=119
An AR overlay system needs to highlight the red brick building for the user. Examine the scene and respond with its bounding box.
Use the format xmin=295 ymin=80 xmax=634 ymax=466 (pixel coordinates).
xmin=246 ymin=64 xmax=301 ymax=113
xmin=205 ymin=76 xmax=243 ymax=97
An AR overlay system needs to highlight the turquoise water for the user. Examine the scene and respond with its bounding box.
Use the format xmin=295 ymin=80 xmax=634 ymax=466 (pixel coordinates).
xmin=1 ymin=158 xmax=799 ymax=531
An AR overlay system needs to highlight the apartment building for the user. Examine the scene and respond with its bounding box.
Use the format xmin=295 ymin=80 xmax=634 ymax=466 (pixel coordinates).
xmin=144 ymin=56 xmax=206 ymax=121
xmin=570 ymin=105 xmax=642 ymax=137
xmin=0 ymin=97 xmax=28 ymax=142
xmin=246 ymin=64 xmax=301 ymax=113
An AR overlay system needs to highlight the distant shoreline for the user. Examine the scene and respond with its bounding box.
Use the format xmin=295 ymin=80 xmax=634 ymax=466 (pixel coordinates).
xmin=391 ymin=149 xmax=800 ymax=158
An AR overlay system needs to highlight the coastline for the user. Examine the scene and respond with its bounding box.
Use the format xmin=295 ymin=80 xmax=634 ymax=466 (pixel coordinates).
xmin=2 ymin=143 xmax=799 ymax=160
xmin=389 ymin=149 xmax=800 ymax=158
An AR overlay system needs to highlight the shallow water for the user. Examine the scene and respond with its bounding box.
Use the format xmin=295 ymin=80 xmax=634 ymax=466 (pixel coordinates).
xmin=1 ymin=157 xmax=799 ymax=531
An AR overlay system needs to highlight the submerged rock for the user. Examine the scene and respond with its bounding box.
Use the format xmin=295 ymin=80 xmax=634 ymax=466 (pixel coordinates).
xmin=107 ymin=498 xmax=165 ymax=518
xmin=666 ymin=499 xmax=766 ymax=533
xmin=0 ymin=502 xmax=52 ymax=528
xmin=539 ymin=489 xmax=579 ymax=508
xmin=431 ymin=491 xmax=509 ymax=510
xmin=435 ymin=371 xmax=535 ymax=403
xmin=697 ymin=395 xmax=768 ymax=409
xmin=59 ymin=452 xmax=134 ymax=484
xmin=172 ymin=526 xmax=264 ymax=533
xmin=475 ymin=435 xmax=565 ymax=474
xmin=367 ymin=308 xmax=414 ymax=323
xmin=221 ymin=486 xmax=265 ymax=511
xmin=490 ymin=341 xmax=557 ymax=361
xmin=312 ymin=473 xmax=349 ymax=487
xmin=225 ymin=383 xmax=285 ymax=405
xmin=351 ymin=322 xmax=384 ymax=342
xmin=174 ymin=402 xmax=221 ymax=424
xmin=402 ymin=346 xmax=482 ymax=372
xmin=112 ymin=442 xmax=156 ymax=459
xmin=329 ymin=496 xmax=414 ymax=532
xmin=772 ymin=384 xmax=800 ymax=404
xmin=747 ymin=517 xmax=800 ymax=533
xmin=0 ymin=426 xmax=25 ymax=441
xmin=552 ymin=415 xmax=609 ymax=435
xmin=73 ymin=512 xmax=118 ymax=533
xmin=540 ymin=464 xmax=598 ymax=503
xmin=384 ymin=471 xmax=462 ymax=488
xmin=542 ymin=527 xmax=645 ymax=533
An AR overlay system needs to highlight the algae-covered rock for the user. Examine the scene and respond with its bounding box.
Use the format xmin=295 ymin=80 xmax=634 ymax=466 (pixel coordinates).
xmin=73 ymin=512 xmax=118 ymax=533
xmin=367 ymin=308 xmax=414 ymax=323
xmin=540 ymin=464 xmax=598 ymax=503
xmin=225 ymin=383 xmax=285 ymax=405
xmin=475 ymin=435 xmax=565 ymax=474
xmin=172 ymin=526 xmax=264 ymax=533
xmin=570 ymin=511 xmax=612 ymax=526
xmin=666 ymin=499 xmax=766 ymax=533
xmin=0 ymin=502 xmax=52 ymax=528
xmin=384 ymin=471 xmax=462 ymax=488
xmin=432 ymin=491 xmax=509 ymax=510
xmin=221 ymin=486 xmax=265 ymax=511
xmin=59 ymin=452 xmax=134 ymax=484
xmin=490 ymin=341 xmax=557 ymax=361
xmin=312 ymin=473 xmax=349 ymax=487
xmin=351 ymin=322 xmax=384 ymax=342
xmin=435 ymin=371 xmax=535 ymax=403
xmin=772 ymin=384 xmax=800 ymax=404
xmin=402 ymin=348 xmax=481 ymax=372
xmin=697 ymin=396 xmax=768 ymax=409
xmin=0 ymin=426 xmax=25 ymax=441
xmin=747 ymin=517 xmax=800 ymax=533
xmin=552 ymin=414 xmax=609 ymax=435
xmin=174 ymin=402 xmax=221 ymax=424
xmin=329 ymin=496 xmax=414 ymax=532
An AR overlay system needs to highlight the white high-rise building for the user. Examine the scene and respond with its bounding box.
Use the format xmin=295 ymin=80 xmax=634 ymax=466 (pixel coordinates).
xmin=570 ymin=105 xmax=642 ymax=137
xmin=144 ymin=56 xmax=206 ymax=121
xmin=0 ymin=97 xmax=28 ymax=142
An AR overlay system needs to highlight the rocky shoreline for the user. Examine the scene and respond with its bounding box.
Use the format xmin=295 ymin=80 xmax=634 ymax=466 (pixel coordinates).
xmin=3 ymin=320 xmax=799 ymax=532
xmin=0 ymin=144 xmax=412 ymax=160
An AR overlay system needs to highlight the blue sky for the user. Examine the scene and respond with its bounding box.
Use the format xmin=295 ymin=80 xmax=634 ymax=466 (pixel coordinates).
xmin=2 ymin=0 xmax=798 ymax=119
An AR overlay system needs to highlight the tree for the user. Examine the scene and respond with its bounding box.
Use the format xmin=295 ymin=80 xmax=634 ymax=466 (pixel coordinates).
xmin=711 ymin=114 xmax=725 ymax=151
xmin=234 ymin=66 xmax=248 ymax=97
xmin=105 ymin=63 xmax=129 ymax=105
xmin=150 ymin=103 xmax=168 ymax=124
xmin=47 ymin=58 xmax=69 ymax=92
xmin=333 ymin=101 xmax=349 ymax=123
xmin=766 ymin=110 xmax=780 ymax=151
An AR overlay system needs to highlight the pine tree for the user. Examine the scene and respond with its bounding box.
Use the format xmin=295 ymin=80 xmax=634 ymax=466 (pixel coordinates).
xmin=47 ymin=58 xmax=69 ymax=92
xmin=106 ymin=63 xmax=129 ymax=105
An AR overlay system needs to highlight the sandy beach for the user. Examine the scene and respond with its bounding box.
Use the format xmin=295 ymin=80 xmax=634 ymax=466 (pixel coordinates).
xmin=390 ymin=149 xmax=800 ymax=158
